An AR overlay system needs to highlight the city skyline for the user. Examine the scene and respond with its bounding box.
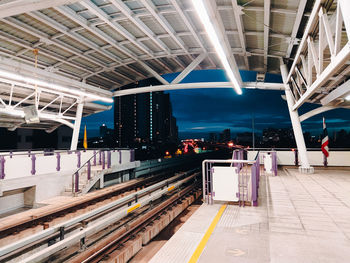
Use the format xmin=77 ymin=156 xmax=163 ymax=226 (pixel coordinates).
xmin=82 ymin=69 xmax=350 ymax=140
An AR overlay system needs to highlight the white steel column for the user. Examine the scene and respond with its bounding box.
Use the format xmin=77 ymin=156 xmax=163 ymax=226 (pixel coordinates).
xmin=70 ymin=102 xmax=84 ymax=151
xmin=280 ymin=63 xmax=313 ymax=173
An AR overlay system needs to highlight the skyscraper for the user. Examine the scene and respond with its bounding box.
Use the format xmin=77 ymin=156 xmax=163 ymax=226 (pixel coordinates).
xmin=114 ymin=78 xmax=178 ymax=147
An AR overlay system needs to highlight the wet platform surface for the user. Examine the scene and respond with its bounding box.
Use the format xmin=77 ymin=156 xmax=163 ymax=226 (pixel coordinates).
xmin=149 ymin=168 xmax=350 ymax=263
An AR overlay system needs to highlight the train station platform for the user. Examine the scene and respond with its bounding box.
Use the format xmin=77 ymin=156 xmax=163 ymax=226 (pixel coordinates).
xmin=149 ymin=168 xmax=350 ymax=263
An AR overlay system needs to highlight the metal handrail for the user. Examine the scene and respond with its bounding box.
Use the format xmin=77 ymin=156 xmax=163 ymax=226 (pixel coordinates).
xmin=71 ymin=149 xmax=103 ymax=194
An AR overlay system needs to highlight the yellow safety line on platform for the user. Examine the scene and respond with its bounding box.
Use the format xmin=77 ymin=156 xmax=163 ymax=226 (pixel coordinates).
xmin=127 ymin=203 xmax=140 ymax=213
xmin=168 ymin=185 xmax=175 ymax=191
xmin=188 ymin=204 xmax=227 ymax=263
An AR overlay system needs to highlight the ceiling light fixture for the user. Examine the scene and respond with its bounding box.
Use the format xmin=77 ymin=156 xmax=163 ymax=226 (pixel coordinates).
xmin=0 ymin=69 xmax=113 ymax=103
xmin=191 ymin=0 xmax=242 ymax=95
xmin=346 ymin=95 xmax=350 ymax=101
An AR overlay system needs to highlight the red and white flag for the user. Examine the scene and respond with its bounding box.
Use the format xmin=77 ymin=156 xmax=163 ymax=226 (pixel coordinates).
xmin=321 ymin=117 xmax=329 ymax=158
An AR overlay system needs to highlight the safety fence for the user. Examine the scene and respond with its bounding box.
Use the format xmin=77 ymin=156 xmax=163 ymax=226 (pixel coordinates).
xmin=202 ymin=150 xmax=260 ymax=207
xmin=0 ymin=148 xmax=134 ymax=181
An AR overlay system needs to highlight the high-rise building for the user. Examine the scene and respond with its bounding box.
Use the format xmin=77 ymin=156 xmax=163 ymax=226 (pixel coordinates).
xmin=114 ymin=78 xmax=178 ymax=147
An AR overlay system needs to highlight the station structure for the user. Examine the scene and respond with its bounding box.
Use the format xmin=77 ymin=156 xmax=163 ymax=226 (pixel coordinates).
xmin=0 ymin=0 xmax=350 ymax=262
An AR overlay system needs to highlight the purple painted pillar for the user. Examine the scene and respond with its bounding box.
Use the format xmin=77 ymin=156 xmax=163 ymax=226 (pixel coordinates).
xmin=251 ymin=162 xmax=258 ymax=206
xmin=93 ymin=150 xmax=96 ymax=166
xmin=107 ymin=151 xmax=111 ymax=169
xmin=75 ymin=172 xmax=79 ymax=193
xmin=130 ymin=149 xmax=135 ymax=162
xmin=31 ymin=154 xmax=36 ymax=175
xmin=87 ymin=160 xmax=91 ymax=180
xmin=102 ymin=151 xmax=105 ymax=169
xmin=56 ymin=153 xmax=61 ymax=171
xmin=118 ymin=150 xmax=122 ymax=164
xmin=77 ymin=151 xmax=81 ymax=168
xmin=0 ymin=156 xmax=5 ymax=179
xmin=272 ymin=151 xmax=277 ymax=176
xmin=99 ymin=151 xmax=102 ymax=165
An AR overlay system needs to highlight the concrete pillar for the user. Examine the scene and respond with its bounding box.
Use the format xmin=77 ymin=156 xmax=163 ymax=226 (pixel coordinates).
xmin=70 ymin=102 xmax=84 ymax=151
xmin=280 ymin=63 xmax=314 ymax=174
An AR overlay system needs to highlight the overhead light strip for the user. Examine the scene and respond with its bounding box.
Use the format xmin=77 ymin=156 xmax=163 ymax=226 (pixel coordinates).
xmin=0 ymin=69 xmax=113 ymax=103
xmin=191 ymin=0 xmax=242 ymax=95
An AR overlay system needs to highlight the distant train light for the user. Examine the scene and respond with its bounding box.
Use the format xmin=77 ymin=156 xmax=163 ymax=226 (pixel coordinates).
xmin=228 ymin=142 xmax=234 ymax=147
xmin=165 ymin=151 xmax=169 ymax=155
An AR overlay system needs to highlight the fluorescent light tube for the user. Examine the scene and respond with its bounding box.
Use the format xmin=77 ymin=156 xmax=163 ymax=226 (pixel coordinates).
xmin=0 ymin=69 xmax=113 ymax=103
xmin=192 ymin=0 xmax=242 ymax=95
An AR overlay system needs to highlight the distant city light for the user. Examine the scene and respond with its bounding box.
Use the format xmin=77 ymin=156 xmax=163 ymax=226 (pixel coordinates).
xmin=191 ymin=0 xmax=242 ymax=95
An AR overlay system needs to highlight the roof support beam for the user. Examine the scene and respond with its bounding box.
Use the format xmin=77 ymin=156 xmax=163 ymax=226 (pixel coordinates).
xmin=231 ymin=1 xmax=249 ymax=69
xmin=286 ymin=0 xmax=307 ymax=58
xmin=263 ymin=0 xmax=271 ymax=71
xmin=113 ymin=81 xmax=284 ymax=97
xmin=0 ymin=0 xmax=78 ymax=19
xmin=299 ymin=106 xmax=338 ymax=122
xmin=171 ymin=53 xmax=206 ymax=84
xmin=320 ymin=79 xmax=350 ymax=105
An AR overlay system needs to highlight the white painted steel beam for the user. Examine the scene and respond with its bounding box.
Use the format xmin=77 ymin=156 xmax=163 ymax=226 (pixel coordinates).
xmin=320 ymin=79 xmax=350 ymax=105
xmin=231 ymin=0 xmax=249 ymax=69
xmin=70 ymin=102 xmax=83 ymax=151
xmin=299 ymin=106 xmax=338 ymax=122
xmin=293 ymin=43 xmax=350 ymax=110
xmin=281 ymin=63 xmax=313 ymax=173
xmin=263 ymin=0 xmax=271 ymax=71
xmin=113 ymin=81 xmax=284 ymax=97
xmin=0 ymin=0 xmax=78 ymax=19
xmin=286 ymin=0 xmax=307 ymax=58
xmin=171 ymin=53 xmax=206 ymax=84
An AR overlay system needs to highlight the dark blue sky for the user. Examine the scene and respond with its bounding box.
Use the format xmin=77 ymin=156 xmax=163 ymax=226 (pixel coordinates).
xmin=82 ymin=69 xmax=350 ymax=139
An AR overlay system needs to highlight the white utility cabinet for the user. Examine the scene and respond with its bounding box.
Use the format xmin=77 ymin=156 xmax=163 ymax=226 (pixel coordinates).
xmin=212 ymin=166 xmax=239 ymax=202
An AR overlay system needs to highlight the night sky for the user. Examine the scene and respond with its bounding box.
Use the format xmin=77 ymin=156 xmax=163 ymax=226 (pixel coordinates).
xmin=81 ymin=69 xmax=350 ymax=139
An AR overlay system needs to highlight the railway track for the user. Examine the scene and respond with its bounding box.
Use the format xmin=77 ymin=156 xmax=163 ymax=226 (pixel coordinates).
xmin=0 ymin=169 xmax=192 ymax=240
xmin=0 ymin=169 xmax=201 ymax=263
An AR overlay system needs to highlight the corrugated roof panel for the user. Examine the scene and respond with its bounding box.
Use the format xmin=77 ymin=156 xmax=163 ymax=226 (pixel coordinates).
xmin=186 ymin=10 xmax=203 ymax=32
xmin=248 ymin=55 xmax=264 ymax=71
xmin=43 ymin=44 xmax=73 ymax=58
xmin=219 ymin=9 xmax=237 ymax=31
xmin=272 ymin=0 xmax=299 ymax=10
xmin=242 ymin=10 xmax=264 ymax=32
xmin=24 ymin=51 xmax=58 ymax=65
xmin=40 ymin=8 xmax=79 ymax=29
xmin=140 ymin=16 xmax=167 ymax=35
xmin=89 ymin=51 xmax=115 ymax=64
xmin=269 ymin=37 xmax=288 ymax=54
xmin=123 ymin=42 xmax=146 ymax=56
xmin=119 ymin=20 xmax=146 ymax=38
xmin=227 ymin=34 xmax=242 ymax=49
xmin=267 ymin=57 xmax=281 ymax=73
xmin=115 ymin=66 xmax=136 ymax=79
xmin=105 ymin=47 xmax=129 ymax=60
xmin=141 ymin=39 xmax=163 ymax=53
xmin=58 ymin=63 xmax=87 ymax=75
xmin=233 ymin=54 xmax=247 ymax=70
xmin=77 ymin=29 xmax=108 ymax=46
xmin=125 ymin=0 xmax=144 ymax=10
xmin=270 ymin=13 xmax=294 ymax=35
xmin=56 ymin=35 xmax=90 ymax=52
xmin=97 ymin=24 xmax=126 ymax=41
xmin=160 ymin=36 xmax=181 ymax=50
xmin=179 ymin=35 xmax=201 ymax=49
xmin=0 ymin=39 xmax=22 ymax=52
xmin=163 ymin=13 xmax=188 ymax=32
xmin=0 ymin=21 xmax=38 ymax=43
xmin=72 ymin=56 xmax=101 ymax=69
xmin=14 ymin=14 xmax=58 ymax=36
xmin=246 ymin=34 xmax=263 ymax=50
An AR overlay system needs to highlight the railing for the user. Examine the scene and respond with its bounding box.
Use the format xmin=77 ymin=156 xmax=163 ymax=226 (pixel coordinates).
xmin=202 ymin=151 xmax=260 ymax=207
xmin=0 ymin=148 xmax=135 ymax=181
xmin=71 ymin=148 xmax=136 ymax=194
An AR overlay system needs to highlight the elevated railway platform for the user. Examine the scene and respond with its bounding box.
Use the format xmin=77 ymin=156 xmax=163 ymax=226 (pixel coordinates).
xmin=150 ymin=167 xmax=350 ymax=263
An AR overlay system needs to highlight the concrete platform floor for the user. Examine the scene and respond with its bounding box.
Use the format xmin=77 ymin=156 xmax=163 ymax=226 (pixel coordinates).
xmin=149 ymin=168 xmax=350 ymax=263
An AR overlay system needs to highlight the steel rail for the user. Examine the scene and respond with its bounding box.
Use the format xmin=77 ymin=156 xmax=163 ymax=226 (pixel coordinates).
xmin=0 ymin=169 xmax=197 ymax=259
xmin=18 ymin=172 xmax=199 ymax=263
